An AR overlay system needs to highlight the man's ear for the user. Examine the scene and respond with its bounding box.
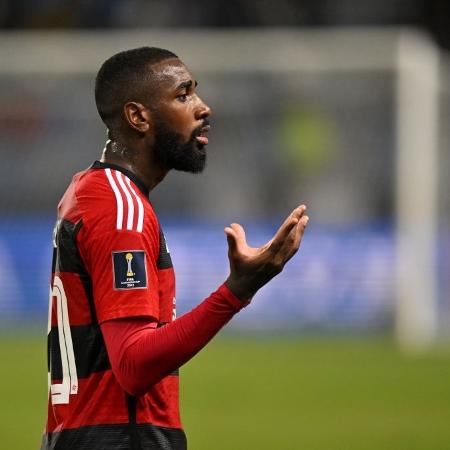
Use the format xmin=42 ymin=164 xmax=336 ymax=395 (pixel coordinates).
xmin=123 ymin=101 xmax=153 ymax=133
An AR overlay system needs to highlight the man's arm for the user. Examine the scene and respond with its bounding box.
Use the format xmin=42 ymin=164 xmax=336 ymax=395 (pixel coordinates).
xmin=101 ymin=205 xmax=309 ymax=397
xmin=101 ymin=284 xmax=246 ymax=396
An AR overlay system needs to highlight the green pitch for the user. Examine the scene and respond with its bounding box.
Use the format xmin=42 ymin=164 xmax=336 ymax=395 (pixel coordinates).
xmin=1 ymin=334 xmax=450 ymax=449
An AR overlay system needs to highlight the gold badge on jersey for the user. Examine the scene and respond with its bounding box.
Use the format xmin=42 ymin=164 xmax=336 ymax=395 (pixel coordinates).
xmin=112 ymin=250 xmax=147 ymax=290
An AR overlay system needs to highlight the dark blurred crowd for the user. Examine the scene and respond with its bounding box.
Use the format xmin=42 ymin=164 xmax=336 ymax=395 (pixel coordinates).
xmin=1 ymin=0 xmax=450 ymax=49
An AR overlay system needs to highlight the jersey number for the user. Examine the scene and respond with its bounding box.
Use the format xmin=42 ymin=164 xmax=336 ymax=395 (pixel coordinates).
xmin=48 ymin=275 xmax=78 ymax=405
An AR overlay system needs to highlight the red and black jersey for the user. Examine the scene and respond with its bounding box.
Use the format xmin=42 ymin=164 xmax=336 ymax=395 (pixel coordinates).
xmin=42 ymin=161 xmax=186 ymax=450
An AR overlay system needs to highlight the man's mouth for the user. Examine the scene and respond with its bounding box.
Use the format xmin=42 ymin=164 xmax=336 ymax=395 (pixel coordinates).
xmin=195 ymin=125 xmax=210 ymax=146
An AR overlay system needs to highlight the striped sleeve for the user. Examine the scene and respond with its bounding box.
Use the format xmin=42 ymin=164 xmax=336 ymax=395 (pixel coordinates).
xmin=104 ymin=169 xmax=145 ymax=233
xmin=76 ymin=169 xmax=160 ymax=323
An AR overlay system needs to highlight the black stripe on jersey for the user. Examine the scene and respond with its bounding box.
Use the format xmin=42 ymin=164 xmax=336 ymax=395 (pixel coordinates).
xmin=126 ymin=395 xmax=140 ymax=450
xmin=54 ymin=219 xmax=84 ymax=274
xmin=41 ymin=423 xmax=187 ymax=450
xmin=157 ymin=228 xmax=173 ymax=269
xmin=53 ymin=218 xmax=98 ymax=322
xmin=48 ymin=324 xmax=110 ymax=380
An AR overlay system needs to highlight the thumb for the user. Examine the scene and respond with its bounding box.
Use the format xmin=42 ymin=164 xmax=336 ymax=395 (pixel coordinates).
xmin=224 ymin=223 xmax=246 ymax=254
xmin=224 ymin=226 xmax=237 ymax=253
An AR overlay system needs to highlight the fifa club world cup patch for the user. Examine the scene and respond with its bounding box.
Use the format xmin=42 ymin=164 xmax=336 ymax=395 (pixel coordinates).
xmin=112 ymin=250 xmax=147 ymax=290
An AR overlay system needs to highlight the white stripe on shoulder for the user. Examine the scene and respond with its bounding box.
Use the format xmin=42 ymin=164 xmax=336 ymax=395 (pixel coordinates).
xmin=115 ymin=171 xmax=135 ymax=231
xmin=104 ymin=168 xmax=124 ymax=230
xmin=126 ymin=177 xmax=144 ymax=232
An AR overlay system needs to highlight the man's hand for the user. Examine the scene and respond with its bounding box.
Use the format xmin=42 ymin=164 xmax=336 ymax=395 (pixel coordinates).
xmin=224 ymin=205 xmax=309 ymax=301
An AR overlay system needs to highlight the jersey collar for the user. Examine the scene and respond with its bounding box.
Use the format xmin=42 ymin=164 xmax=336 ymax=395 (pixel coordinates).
xmin=91 ymin=160 xmax=149 ymax=197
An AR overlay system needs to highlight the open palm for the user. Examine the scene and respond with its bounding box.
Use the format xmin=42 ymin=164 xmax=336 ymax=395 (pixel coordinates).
xmin=224 ymin=205 xmax=309 ymax=301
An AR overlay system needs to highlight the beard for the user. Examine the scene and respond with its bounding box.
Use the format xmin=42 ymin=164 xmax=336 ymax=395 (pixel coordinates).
xmin=153 ymin=121 xmax=208 ymax=173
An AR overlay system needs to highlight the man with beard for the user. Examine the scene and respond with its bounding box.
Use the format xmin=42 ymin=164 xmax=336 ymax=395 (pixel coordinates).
xmin=42 ymin=47 xmax=309 ymax=450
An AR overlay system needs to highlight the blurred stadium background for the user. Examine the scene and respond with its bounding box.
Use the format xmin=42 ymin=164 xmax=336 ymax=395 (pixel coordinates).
xmin=1 ymin=1 xmax=450 ymax=449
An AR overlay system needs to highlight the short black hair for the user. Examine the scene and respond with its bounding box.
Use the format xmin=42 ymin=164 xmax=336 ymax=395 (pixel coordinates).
xmin=95 ymin=46 xmax=178 ymax=126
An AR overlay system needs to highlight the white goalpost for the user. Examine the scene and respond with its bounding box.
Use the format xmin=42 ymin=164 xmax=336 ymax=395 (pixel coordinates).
xmin=395 ymin=31 xmax=440 ymax=352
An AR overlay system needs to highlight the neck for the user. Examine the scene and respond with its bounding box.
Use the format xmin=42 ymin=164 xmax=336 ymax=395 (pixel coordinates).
xmin=100 ymin=139 xmax=169 ymax=192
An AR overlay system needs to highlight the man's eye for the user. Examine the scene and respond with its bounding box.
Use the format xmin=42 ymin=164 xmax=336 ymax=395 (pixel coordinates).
xmin=177 ymin=94 xmax=188 ymax=102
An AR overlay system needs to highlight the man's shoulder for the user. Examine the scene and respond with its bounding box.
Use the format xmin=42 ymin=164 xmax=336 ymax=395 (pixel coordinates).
xmin=74 ymin=165 xmax=114 ymax=202
xmin=56 ymin=166 xmax=111 ymax=220
xmin=71 ymin=164 xmax=158 ymax=235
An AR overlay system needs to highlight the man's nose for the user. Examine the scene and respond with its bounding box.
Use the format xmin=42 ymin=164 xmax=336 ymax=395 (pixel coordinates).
xmin=195 ymin=97 xmax=212 ymax=120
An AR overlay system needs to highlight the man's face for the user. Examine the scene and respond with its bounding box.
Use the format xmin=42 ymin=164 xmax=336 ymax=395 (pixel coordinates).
xmin=147 ymin=58 xmax=211 ymax=173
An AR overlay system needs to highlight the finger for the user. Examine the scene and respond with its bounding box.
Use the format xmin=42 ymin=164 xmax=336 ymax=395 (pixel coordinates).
xmin=224 ymin=226 xmax=238 ymax=253
xmin=224 ymin=223 xmax=247 ymax=253
xmin=230 ymin=223 xmax=247 ymax=248
xmin=268 ymin=205 xmax=307 ymax=253
xmin=293 ymin=215 xmax=309 ymax=248
xmin=281 ymin=215 xmax=309 ymax=262
xmin=292 ymin=204 xmax=307 ymax=221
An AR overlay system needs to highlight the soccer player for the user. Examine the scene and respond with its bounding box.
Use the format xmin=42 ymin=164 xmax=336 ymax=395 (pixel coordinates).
xmin=42 ymin=47 xmax=309 ymax=450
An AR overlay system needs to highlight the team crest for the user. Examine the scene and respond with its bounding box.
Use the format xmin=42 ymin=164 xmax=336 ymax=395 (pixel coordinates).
xmin=112 ymin=250 xmax=147 ymax=289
